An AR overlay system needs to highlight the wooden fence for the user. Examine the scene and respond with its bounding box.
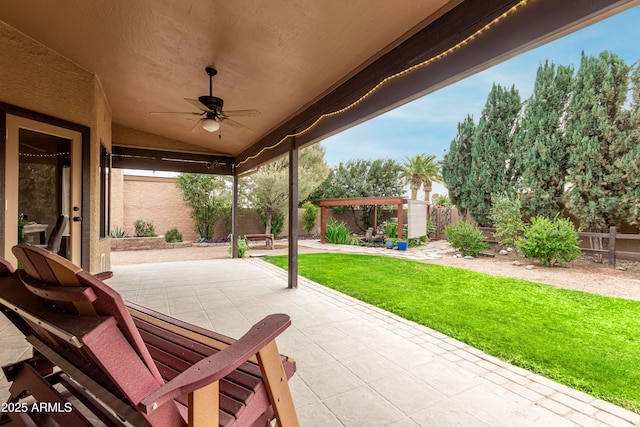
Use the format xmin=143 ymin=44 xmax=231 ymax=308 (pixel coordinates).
xmin=479 ymin=225 xmax=640 ymax=268
xmin=578 ymin=226 xmax=640 ymax=267
xmin=430 ymin=207 xmax=459 ymax=240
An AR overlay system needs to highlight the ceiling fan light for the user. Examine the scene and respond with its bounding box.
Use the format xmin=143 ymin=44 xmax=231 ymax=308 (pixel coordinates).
xmin=202 ymin=119 xmax=220 ymax=132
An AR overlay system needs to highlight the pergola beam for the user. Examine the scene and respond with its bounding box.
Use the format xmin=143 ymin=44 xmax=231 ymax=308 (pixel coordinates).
xmin=319 ymin=197 xmax=408 ymax=243
xmin=112 ymin=146 xmax=234 ymax=175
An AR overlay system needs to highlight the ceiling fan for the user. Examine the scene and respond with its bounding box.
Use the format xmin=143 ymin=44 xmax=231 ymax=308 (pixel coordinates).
xmin=151 ymin=67 xmax=260 ymax=133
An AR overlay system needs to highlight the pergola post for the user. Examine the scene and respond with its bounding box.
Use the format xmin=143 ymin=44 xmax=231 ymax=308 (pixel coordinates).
xmin=373 ymin=205 xmax=378 ymax=236
xmin=288 ymin=145 xmax=298 ymax=288
xmin=320 ymin=206 xmax=327 ymax=243
xmin=231 ymin=171 xmax=239 ymax=258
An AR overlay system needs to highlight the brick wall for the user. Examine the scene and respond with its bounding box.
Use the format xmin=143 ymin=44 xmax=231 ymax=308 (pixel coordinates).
xmin=110 ymin=173 xmax=323 ymax=241
xmin=111 ymin=174 xmax=199 ymax=240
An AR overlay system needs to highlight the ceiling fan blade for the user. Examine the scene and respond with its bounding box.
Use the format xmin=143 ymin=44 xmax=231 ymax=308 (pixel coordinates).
xmin=149 ymin=111 xmax=203 ymax=115
xmin=222 ymin=109 xmax=261 ymax=118
xmin=221 ymin=118 xmax=252 ymax=132
xmin=185 ymin=98 xmax=212 ymax=112
xmin=191 ymin=119 xmax=205 ymax=132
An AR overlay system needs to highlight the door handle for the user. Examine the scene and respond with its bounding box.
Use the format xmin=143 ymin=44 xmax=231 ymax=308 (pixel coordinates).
xmin=73 ymin=216 xmax=82 ymax=222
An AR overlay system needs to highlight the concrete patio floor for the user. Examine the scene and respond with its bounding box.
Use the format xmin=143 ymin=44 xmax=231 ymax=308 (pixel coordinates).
xmin=2 ymin=256 xmax=639 ymax=426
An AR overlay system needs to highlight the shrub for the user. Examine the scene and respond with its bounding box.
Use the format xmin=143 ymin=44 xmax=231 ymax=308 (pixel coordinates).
xmin=445 ymin=221 xmax=489 ymax=257
xmin=133 ymin=220 xmax=157 ymax=237
xmin=165 ymin=228 xmax=183 ymax=243
xmin=302 ymin=202 xmax=319 ymax=234
xmin=325 ymin=218 xmax=351 ymax=244
xmin=489 ymin=192 xmax=526 ymax=248
xmin=385 ymin=221 xmax=398 ymax=240
xmin=228 ymin=238 xmax=248 ymax=258
xmin=517 ymin=215 xmax=582 ymax=266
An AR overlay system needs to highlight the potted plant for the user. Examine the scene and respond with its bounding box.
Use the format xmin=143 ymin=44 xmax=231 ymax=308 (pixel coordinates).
xmin=385 ymin=238 xmax=396 ymax=249
xmin=397 ymin=239 xmax=408 ymax=251
xmin=384 ymin=221 xmax=398 ymax=249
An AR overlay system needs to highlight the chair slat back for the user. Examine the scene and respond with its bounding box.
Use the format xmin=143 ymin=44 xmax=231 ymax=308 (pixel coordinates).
xmin=10 ymin=244 xmax=184 ymax=426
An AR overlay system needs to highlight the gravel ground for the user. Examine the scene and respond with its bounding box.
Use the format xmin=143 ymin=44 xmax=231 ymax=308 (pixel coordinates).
xmin=110 ymin=240 xmax=640 ymax=301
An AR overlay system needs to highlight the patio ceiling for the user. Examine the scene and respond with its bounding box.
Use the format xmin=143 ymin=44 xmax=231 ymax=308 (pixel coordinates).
xmin=1 ymin=0 xmax=638 ymax=175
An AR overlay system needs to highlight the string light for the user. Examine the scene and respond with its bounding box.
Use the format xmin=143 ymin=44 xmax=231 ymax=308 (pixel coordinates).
xmin=206 ymin=161 xmax=222 ymax=169
xmin=236 ymin=0 xmax=530 ymax=168
xmin=19 ymin=152 xmax=70 ymax=158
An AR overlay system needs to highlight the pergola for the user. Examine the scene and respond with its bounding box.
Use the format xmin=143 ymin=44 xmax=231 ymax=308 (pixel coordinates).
xmin=319 ymin=197 xmax=409 ymax=243
xmin=2 ymin=0 xmax=639 ymax=286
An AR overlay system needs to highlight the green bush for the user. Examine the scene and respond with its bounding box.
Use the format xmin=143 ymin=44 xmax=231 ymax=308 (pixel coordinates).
xmin=302 ymin=202 xmax=319 ymax=234
xmin=326 ymin=218 xmax=351 ymax=244
xmin=385 ymin=221 xmax=398 ymax=240
xmin=228 ymin=238 xmax=248 ymax=258
xmin=165 ymin=228 xmax=183 ymax=243
xmin=257 ymin=209 xmax=285 ymax=239
xmin=517 ymin=215 xmax=582 ymax=266
xmin=489 ymin=192 xmax=526 ymax=248
xmin=445 ymin=221 xmax=489 ymax=257
xmin=133 ymin=220 xmax=157 ymax=237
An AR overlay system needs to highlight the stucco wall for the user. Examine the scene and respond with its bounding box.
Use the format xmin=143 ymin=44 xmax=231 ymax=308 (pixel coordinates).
xmin=1 ymin=20 xmax=111 ymax=272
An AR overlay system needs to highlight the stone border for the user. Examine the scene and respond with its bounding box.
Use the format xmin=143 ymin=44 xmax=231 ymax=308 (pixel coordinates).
xmin=110 ymin=237 xmax=229 ymax=251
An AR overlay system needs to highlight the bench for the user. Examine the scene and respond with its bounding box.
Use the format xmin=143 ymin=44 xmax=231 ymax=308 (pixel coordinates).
xmin=0 ymin=243 xmax=299 ymax=426
xmin=244 ymin=234 xmax=274 ymax=250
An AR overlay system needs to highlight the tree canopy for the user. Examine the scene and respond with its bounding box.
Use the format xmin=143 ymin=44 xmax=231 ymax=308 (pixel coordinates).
xmin=400 ymin=154 xmax=441 ymax=201
xmin=444 ymin=50 xmax=640 ymax=230
xmin=565 ymin=51 xmax=633 ymax=231
xmin=241 ymin=143 xmax=329 ymax=235
xmin=176 ymin=174 xmax=230 ymax=240
xmin=442 ymin=115 xmax=475 ymax=217
xmin=513 ymin=61 xmax=573 ymax=219
xmin=317 ymin=158 xmax=403 ymax=231
xmin=467 ymin=83 xmax=521 ymax=226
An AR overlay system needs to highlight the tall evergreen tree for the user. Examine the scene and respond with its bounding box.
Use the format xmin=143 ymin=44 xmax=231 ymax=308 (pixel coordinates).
xmin=614 ymin=62 xmax=640 ymax=226
xmin=513 ymin=61 xmax=574 ymax=219
xmin=442 ymin=115 xmax=475 ymax=216
xmin=467 ymin=84 xmax=521 ymax=225
xmin=565 ymin=51 xmax=631 ymax=232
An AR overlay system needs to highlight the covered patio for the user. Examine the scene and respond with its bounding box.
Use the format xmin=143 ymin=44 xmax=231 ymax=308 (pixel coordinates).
xmin=3 ymin=1 xmax=640 ymax=424
xmin=3 ymin=0 xmax=639 ymax=278
xmin=3 ymin=256 xmax=637 ymax=426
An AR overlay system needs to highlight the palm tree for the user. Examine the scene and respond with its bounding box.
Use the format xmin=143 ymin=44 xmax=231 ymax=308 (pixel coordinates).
xmin=417 ymin=154 xmax=442 ymax=203
xmin=400 ymin=155 xmax=425 ymax=200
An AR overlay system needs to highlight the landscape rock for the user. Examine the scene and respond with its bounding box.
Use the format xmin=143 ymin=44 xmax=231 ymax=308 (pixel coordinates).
xmin=454 ymin=254 xmax=463 ymax=258
xmin=507 ymin=247 xmax=514 ymax=252
xmin=512 ymin=261 xmax=521 ymax=266
xmin=499 ymin=250 xmax=508 ymax=255
xmin=464 ymin=256 xmax=475 ymax=260
xmin=525 ymin=265 xmax=535 ymax=270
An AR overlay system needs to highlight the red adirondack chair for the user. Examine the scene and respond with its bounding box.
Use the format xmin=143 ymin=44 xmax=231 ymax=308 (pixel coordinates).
xmin=0 ymin=243 xmax=298 ymax=426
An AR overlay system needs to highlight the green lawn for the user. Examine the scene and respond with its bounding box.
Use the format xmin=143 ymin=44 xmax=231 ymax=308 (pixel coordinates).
xmin=265 ymin=253 xmax=640 ymax=413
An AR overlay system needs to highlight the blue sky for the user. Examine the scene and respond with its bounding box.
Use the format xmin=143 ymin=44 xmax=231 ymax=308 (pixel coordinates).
xmin=320 ymin=5 xmax=640 ymax=197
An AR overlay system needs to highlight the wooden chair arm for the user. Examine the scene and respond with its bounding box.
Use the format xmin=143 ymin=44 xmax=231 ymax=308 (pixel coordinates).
xmin=93 ymin=271 xmax=113 ymax=281
xmin=138 ymin=313 xmax=291 ymax=414
xmin=0 ymin=256 xmax=15 ymax=276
